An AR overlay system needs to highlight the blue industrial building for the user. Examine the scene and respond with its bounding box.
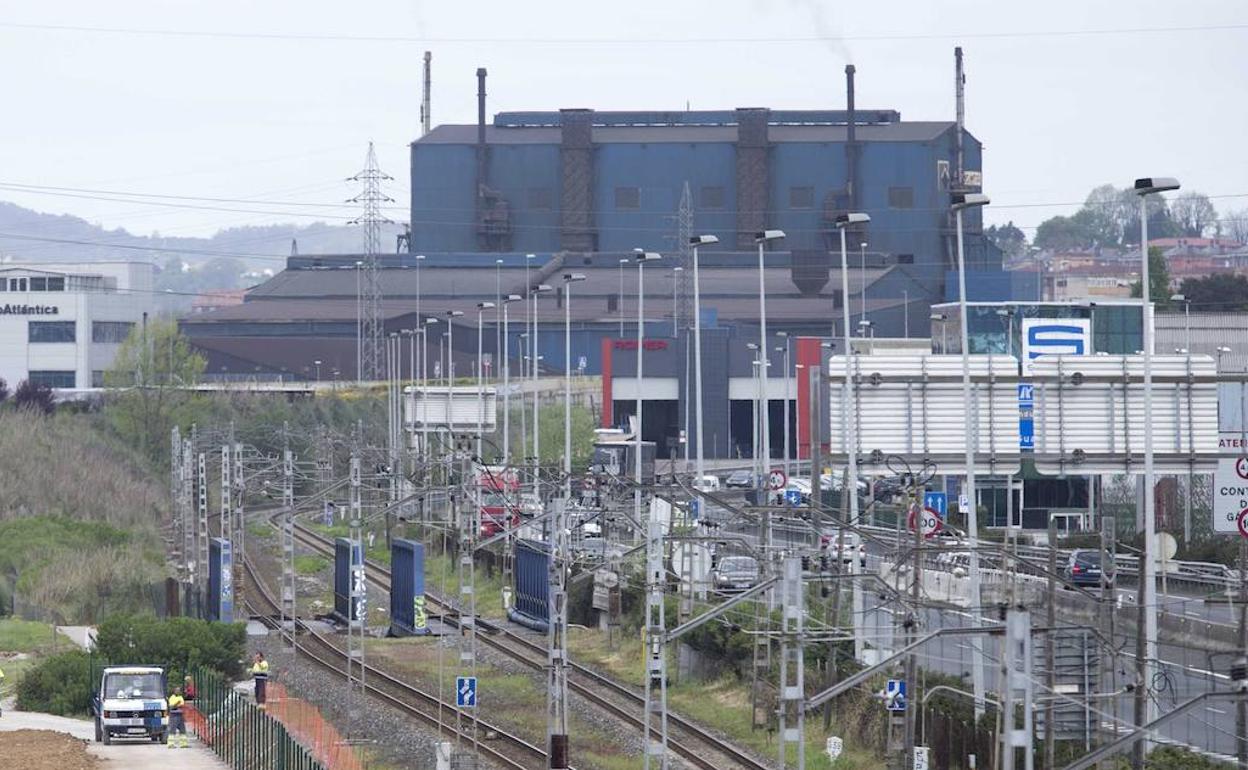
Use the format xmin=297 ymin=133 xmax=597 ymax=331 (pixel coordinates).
xmin=410 ymin=66 xmax=999 ymax=303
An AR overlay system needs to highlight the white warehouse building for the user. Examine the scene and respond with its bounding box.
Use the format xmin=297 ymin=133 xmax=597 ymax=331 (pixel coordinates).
xmin=0 ymin=262 xmax=157 ymax=390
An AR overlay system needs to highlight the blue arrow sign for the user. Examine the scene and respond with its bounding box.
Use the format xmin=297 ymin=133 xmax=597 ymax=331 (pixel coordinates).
xmin=923 ymin=492 xmax=947 ymax=519
xmin=886 ymin=679 xmax=907 ymax=712
xmin=456 ymin=676 xmax=477 ymax=708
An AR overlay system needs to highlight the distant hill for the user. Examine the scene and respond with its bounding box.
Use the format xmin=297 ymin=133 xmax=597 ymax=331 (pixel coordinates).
xmin=0 ymin=201 xmax=405 ymax=270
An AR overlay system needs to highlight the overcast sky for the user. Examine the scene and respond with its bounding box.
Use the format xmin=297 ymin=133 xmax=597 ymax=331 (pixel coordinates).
xmin=0 ymin=0 xmax=1244 ymax=243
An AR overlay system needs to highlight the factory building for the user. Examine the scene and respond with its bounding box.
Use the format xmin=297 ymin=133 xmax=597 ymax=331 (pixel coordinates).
xmin=0 ymin=261 xmax=156 ymax=390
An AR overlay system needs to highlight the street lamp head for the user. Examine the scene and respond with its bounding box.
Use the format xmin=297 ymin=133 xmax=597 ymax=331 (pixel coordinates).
xmin=1216 ymin=346 xmax=1232 ymax=353
xmin=477 ymin=301 xmax=495 ymax=310
xmin=776 ymin=331 xmax=789 ymax=338
xmin=858 ymin=319 xmax=873 ymax=328
xmin=424 ymin=317 xmax=439 ymax=326
xmin=690 ymin=234 xmax=720 ymax=246
xmin=495 ymin=258 xmax=503 ymax=264
xmin=445 ymin=310 xmax=464 ymax=318
xmin=1134 ymin=177 xmax=1180 ymax=196
xmin=746 ymin=342 xmax=759 ymax=350
xmin=1174 ymin=348 xmax=1188 ymax=354
xmin=504 ymin=294 xmax=522 ymax=303
xmin=534 ymin=283 xmax=554 ymax=294
xmin=633 ymin=250 xmax=661 ymax=262
xmin=415 ymin=254 xmax=426 ymax=260
xmin=951 ymin=192 xmax=990 ymax=211
xmin=834 ymin=212 xmax=870 ymax=227
xmin=619 ymin=257 xmax=629 ymax=264
xmin=930 ymin=313 xmax=946 ymax=321
xmin=563 ymin=273 xmax=587 ymax=283
xmin=314 ymin=359 xmax=321 ymax=366
xmin=754 ymin=229 xmax=786 ymax=243
xmin=1169 ymin=293 xmax=1186 ymax=302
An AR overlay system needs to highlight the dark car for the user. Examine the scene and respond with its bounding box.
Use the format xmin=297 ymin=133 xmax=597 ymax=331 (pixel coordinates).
xmin=724 ymin=470 xmax=755 ymax=488
xmin=1064 ymin=549 xmax=1112 ymax=587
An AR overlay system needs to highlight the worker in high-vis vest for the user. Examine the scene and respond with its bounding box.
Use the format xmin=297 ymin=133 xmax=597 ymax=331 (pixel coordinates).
xmin=250 ymin=652 xmax=270 ymax=707
xmin=0 ymin=665 xmax=5 ymax=717
xmin=167 ymin=687 xmax=188 ymax=748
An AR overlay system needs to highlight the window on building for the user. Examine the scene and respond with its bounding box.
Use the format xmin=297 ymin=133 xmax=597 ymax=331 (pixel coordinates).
xmin=27 ymin=276 xmax=64 ymax=291
xmin=614 ymin=186 xmax=640 ymax=210
xmin=888 ymin=186 xmax=915 ymax=209
xmin=897 ymin=254 xmax=914 ymax=264
xmin=700 ymin=186 xmax=725 ymax=210
xmin=91 ymin=370 xmax=106 ymax=388
xmin=789 ymin=186 xmax=814 ymax=209
xmin=92 ymin=321 xmax=135 ymax=344
xmin=28 ymin=370 xmax=76 ymax=388
xmin=527 ymin=187 xmax=553 ymax=210
xmin=28 ymin=321 xmax=76 ymax=343
xmin=46 ymin=277 xmax=64 ymax=291
xmin=607 ymin=294 xmax=619 ymax=313
xmin=9 ymin=277 xmax=27 ymax=292
xmin=30 ymin=277 xmax=46 ymax=291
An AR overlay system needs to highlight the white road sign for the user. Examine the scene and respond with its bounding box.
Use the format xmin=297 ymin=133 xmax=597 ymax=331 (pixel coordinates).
xmin=1215 ymin=431 xmax=1248 ymax=534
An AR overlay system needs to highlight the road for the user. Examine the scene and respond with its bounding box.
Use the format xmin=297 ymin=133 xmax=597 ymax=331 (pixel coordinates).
xmin=0 ymin=708 xmax=228 ymax=769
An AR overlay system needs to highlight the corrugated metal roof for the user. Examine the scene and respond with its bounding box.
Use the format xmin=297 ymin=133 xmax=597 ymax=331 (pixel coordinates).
xmin=1155 ymin=311 xmax=1248 ymax=373
xmin=417 ymin=121 xmax=955 ymax=146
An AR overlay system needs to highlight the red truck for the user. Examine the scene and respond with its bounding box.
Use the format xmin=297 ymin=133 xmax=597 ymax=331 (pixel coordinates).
xmin=477 ymin=466 xmax=520 ymax=537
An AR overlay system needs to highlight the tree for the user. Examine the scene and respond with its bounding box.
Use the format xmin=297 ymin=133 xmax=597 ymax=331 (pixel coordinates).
xmin=104 ymin=319 xmax=207 ymax=463
xmin=1128 ymin=247 xmax=1173 ymax=308
xmin=0 ymin=377 xmax=8 ymax=403
xmin=1034 ymin=213 xmax=1096 ymax=250
xmin=1177 ymin=274 xmax=1248 ymax=311
xmin=1170 ymin=192 xmax=1218 ymax=238
xmin=985 ymin=221 xmax=1027 ymax=259
xmin=12 ymin=379 xmax=55 ymax=414
xmin=1224 ymin=207 xmax=1248 ymax=246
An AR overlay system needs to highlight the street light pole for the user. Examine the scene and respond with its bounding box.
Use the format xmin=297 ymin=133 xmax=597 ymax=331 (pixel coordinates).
xmin=1132 ymin=176 xmax=1180 ymax=767
xmin=532 ymin=284 xmax=553 ymax=484
xmin=902 ymin=290 xmax=909 ymax=337
xmin=952 ymin=191 xmax=990 ymax=721
xmin=672 ymin=266 xmax=683 ymax=339
xmin=690 ymin=235 xmax=718 ymax=504
xmin=477 ymin=302 xmax=495 ymax=461
xmin=754 ymin=230 xmax=785 ymax=484
xmin=618 ymin=258 xmax=628 ymax=338
xmin=859 ymin=241 xmax=868 ymax=333
xmin=563 ymin=274 xmax=586 ymax=500
xmin=502 ymin=295 xmax=521 ymax=466
xmin=835 ymin=213 xmax=870 ymax=538
xmin=776 ymin=332 xmax=790 ymax=478
xmin=634 ymin=252 xmax=660 ymax=499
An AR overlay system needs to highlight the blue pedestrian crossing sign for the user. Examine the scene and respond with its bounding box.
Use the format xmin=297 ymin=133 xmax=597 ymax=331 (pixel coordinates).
xmin=885 ymin=679 xmax=907 ymax=711
xmin=784 ymin=489 xmax=803 ymax=506
xmin=456 ymin=676 xmax=478 ymax=708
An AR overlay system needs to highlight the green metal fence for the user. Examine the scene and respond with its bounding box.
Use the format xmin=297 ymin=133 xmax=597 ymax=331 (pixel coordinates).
xmin=187 ymin=665 xmax=326 ymax=770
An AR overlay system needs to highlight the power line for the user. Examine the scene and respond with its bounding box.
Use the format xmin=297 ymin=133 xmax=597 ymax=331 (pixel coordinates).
xmin=1 ymin=20 xmax=1246 ymax=45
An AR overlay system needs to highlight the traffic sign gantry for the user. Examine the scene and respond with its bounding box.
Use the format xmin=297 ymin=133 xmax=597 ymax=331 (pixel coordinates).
xmin=1214 ymin=432 xmax=1248 ymax=534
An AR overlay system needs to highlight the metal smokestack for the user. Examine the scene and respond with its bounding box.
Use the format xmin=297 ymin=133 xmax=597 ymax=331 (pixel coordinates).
xmin=955 ymin=47 xmax=965 ymax=188
xmin=476 ymin=67 xmax=487 ymax=148
xmin=845 ymin=64 xmax=857 ymax=210
xmin=420 ymin=51 xmax=432 ymax=136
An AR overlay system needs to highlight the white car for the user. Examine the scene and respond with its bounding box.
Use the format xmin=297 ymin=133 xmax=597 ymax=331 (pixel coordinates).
xmin=693 ymin=475 xmax=721 ymax=492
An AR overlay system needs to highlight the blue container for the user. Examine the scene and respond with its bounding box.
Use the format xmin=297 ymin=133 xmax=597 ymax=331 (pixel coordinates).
xmin=207 ymin=538 xmax=233 ymax=623
xmin=333 ymin=537 xmax=363 ymax=623
xmin=508 ymin=538 xmax=550 ymax=631
xmin=389 ymin=539 xmax=429 ymax=636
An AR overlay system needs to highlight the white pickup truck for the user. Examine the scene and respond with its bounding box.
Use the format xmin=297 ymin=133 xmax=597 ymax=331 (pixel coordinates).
xmin=91 ymin=665 xmax=169 ymax=745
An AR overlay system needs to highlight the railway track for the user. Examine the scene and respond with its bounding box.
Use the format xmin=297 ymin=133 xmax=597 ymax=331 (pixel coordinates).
xmin=285 ymin=519 xmax=769 ymax=770
xmin=240 ymin=555 xmax=551 ymax=770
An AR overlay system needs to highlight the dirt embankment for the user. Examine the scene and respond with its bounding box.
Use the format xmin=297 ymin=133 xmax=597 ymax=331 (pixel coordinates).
xmin=0 ymin=728 xmax=98 ymax=770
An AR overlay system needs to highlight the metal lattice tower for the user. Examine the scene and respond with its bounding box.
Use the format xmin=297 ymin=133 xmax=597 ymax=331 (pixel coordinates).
xmin=642 ymin=510 xmax=669 ymax=769
xmin=182 ymin=438 xmax=195 ymax=584
xmin=547 ymin=496 xmax=570 ymax=768
xmin=220 ymin=444 xmax=232 ymax=543
xmin=347 ymin=453 xmax=367 ymax=736
xmin=455 ymin=447 xmax=479 ymax=767
xmin=196 ymin=452 xmax=209 ymax=591
xmin=233 ymin=440 xmax=246 ymax=609
xmin=349 ymin=142 xmax=394 ymax=382
xmin=281 ymin=436 xmax=296 ymax=654
xmin=171 ymin=427 xmax=184 ymax=579
xmin=675 ymin=182 xmax=693 ymax=334
xmin=777 ymin=556 xmax=806 ymax=769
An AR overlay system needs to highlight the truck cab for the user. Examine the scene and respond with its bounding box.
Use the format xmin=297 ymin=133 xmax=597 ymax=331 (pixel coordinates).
xmin=92 ymin=665 xmax=169 ymax=744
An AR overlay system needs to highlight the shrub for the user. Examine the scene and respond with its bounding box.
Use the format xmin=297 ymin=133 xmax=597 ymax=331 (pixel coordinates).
xmin=12 ymin=380 xmax=54 ymax=415
xmin=16 ymin=650 xmax=93 ymax=716
xmin=94 ymin=614 xmax=247 ymax=680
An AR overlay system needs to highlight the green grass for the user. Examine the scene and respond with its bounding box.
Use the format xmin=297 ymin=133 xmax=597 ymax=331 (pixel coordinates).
xmin=293 ymin=554 xmax=329 ymax=575
xmin=0 ymin=619 xmax=70 ymax=653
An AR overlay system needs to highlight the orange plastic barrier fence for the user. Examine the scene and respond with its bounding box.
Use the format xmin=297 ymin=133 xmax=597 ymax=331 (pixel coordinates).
xmin=265 ymin=681 xmax=365 ymax=770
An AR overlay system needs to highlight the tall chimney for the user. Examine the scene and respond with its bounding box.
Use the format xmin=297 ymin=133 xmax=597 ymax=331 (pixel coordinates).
xmin=845 ymin=65 xmax=857 ymax=211
xmin=955 ymin=47 xmax=965 ymax=189
xmin=475 ymin=67 xmax=488 ymax=246
xmin=476 ymin=67 xmax=487 ymax=149
xmin=420 ymin=51 xmax=432 ymax=137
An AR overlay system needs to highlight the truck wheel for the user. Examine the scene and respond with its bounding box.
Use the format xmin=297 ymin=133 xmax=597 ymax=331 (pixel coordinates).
xmin=102 ymin=728 xmax=111 ymax=746
xmin=156 ymin=732 xmax=167 ymax=744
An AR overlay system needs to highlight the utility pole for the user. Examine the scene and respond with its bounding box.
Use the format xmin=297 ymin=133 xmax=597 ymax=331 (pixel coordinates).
xmin=347 ymin=452 xmax=366 ymax=738
xmin=1000 ymin=609 xmax=1035 ymax=770
xmin=182 ymin=437 xmax=195 ymax=587
xmin=1238 ymin=538 xmax=1248 ymax=770
xmin=171 ymin=427 xmax=184 ymax=582
xmin=547 ymin=496 xmax=570 ymax=768
xmin=1046 ymin=518 xmax=1057 ymax=770
xmin=196 ymin=452 xmax=208 ymax=605
xmin=233 ymin=437 xmax=245 ymax=609
xmin=777 ymin=555 xmax=806 ymax=770
xmin=349 ymin=142 xmax=394 ymax=381
xmin=902 ymin=480 xmax=923 ymax=769
xmin=281 ymin=429 xmax=296 ymax=656
xmin=456 ymin=446 xmax=479 ymax=765
xmin=642 ymin=504 xmax=669 ymax=769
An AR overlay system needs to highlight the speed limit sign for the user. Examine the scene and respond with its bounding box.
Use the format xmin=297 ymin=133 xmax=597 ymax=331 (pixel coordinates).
xmin=767 ymin=469 xmax=788 ymax=491
xmin=908 ymin=506 xmax=943 ymax=539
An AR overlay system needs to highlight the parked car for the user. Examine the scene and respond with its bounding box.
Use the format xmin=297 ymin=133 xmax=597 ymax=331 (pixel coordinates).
xmin=724 ymin=470 xmax=755 ymax=489
xmin=711 ymin=555 xmax=760 ymax=591
xmin=693 ymin=475 xmax=721 ymax=492
xmin=1064 ymin=549 xmax=1112 ymax=587
xmin=819 ymin=529 xmax=867 ymax=568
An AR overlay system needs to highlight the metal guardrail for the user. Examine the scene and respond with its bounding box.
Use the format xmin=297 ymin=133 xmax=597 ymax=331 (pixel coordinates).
xmin=186 ymin=665 xmax=327 ymax=770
